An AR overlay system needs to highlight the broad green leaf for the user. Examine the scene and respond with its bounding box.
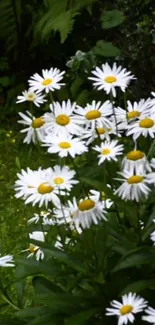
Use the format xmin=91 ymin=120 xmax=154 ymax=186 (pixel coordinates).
xmin=100 ymin=10 xmax=125 ymax=29
xmin=112 ymin=247 xmax=155 ymax=272
xmin=93 ymin=40 xmax=120 ymax=57
xmin=16 ymin=306 xmax=50 ymax=318
xmin=65 ymin=308 xmax=98 ymax=325
xmin=32 ymin=276 xmax=62 ymax=294
xmin=15 ymin=258 xmax=57 ymax=278
xmin=121 ymin=279 xmax=155 ymax=295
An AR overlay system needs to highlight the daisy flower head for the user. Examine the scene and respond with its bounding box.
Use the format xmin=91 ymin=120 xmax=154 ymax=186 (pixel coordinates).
xmin=28 ymin=209 xmax=52 ymax=225
xmin=142 ymin=306 xmax=155 ymax=324
xmin=88 ymin=62 xmax=135 ymax=97
xmin=126 ymin=115 xmax=155 ymax=140
xmin=122 ymin=148 xmax=151 ymax=174
xmin=106 ymin=292 xmax=147 ymax=325
xmin=49 ymin=165 xmax=78 ymax=192
xmin=43 ymin=100 xmax=84 ymax=136
xmin=28 ymin=67 xmax=65 ymax=93
xmin=27 ymin=231 xmax=47 ymax=261
xmin=114 ymin=170 xmax=151 ymax=202
xmin=115 ymin=99 xmax=151 ymax=130
xmin=93 ymin=140 xmax=124 ymax=165
xmin=43 ymin=133 xmax=88 ymax=158
xmin=18 ymin=111 xmax=46 ymax=144
xmin=0 ymin=255 xmax=14 ymax=267
xmin=80 ymin=120 xmax=121 ymax=145
xmin=150 ymin=231 xmax=155 ymax=244
xmin=16 ymin=89 xmax=47 ymax=107
xmin=76 ymin=100 xmax=112 ymax=131
xmin=66 ymin=190 xmax=107 ymax=229
xmin=15 ymin=167 xmax=60 ymax=207
xmin=148 ymin=92 xmax=155 ymax=115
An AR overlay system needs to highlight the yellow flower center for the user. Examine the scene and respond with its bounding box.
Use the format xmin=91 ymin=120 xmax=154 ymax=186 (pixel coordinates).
xmin=78 ymin=199 xmax=95 ymax=211
xmin=59 ymin=141 xmax=71 ymax=149
xmin=29 ymin=245 xmax=38 ymax=253
xmin=42 ymin=78 xmax=53 ymax=86
xmin=102 ymin=148 xmax=111 ymax=155
xmin=38 ymin=182 xmax=54 ymax=194
xmin=27 ymin=93 xmax=35 ymax=101
xmin=97 ymin=127 xmax=105 ymax=134
xmin=120 ymin=305 xmax=133 ymax=315
xmin=54 ymin=177 xmax=64 ymax=185
xmin=56 ymin=114 xmax=70 ymax=126
xmin=31 ymin=117 xmax=45 ymax=129
xmin=127 ymin=150 xmax=145 ymax=161
xmin=127 ymin=111 xmax=141 ymax=119
xmin=85 ymin=110 xmax=101 ymax=120
xmin=139 ymin=118 xmax=154 ymax=128
xmin=104 ymin=76 xmax=117 ymax=83
xmin=127 ymin=175 xmax=144 ymax=184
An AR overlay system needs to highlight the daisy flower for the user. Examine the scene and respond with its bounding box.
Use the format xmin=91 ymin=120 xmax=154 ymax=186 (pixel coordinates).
xmin=49 ymin=165 xmax=78 ymax=192
xmin=43 ymin=133 xmax=88 ymax=158
xmin=28 ymin=210 xmax=52 ymax=224
xmin=115 ymin=170 xmax=151 ymax=202
xmin=66 ymin=190 xmax=107 ymax=229
xmin=15 ymin=167 xmax=60 ymax=207
xmin=43 ymin=100 xmax=84 ymax=136
xmin=28 ymin=67 xmax=65 ymax=93
xmin=76 ymin=100 xmax=112 ymax=130
xmin=16 ymin=89 xmax=47 ymax=107
xmin=148 ymin=92 xmax=155 ymax=115
xmin=88 ymin=62 xmax=135 ymax=97
xmin=93 ymin=140 xmax=124 ymax=165
xmin=126 ymin=116 xmax=155 ymax=140
xmin=18 ymin=111 xmax=46 ymax=144
xmin=122 ymin=148 xmax=151 ymax=174
xmin=27 ymin=231 xmax=47 ymax=261
xmin=115 ymin=99 xmax=151 ymax=130
xmin=142 ymin=306 xmax=155 ymax=324
xmin=106 ymin=292 xmax=147 ymax=325
xmin=0 ymin=255 xmax=14 ymax=267
xmin=150 ymin=231 xmax=155 ymax=244
xmin=80 ymin=120 xmax=121 ymax=145
xmin=53 ymin=203 xmax=82 ymax=233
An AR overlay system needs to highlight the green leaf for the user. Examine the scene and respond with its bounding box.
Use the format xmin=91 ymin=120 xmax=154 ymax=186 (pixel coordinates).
xmin=32 ymin=276 xmax=62 ymax=294
xmin=15 ymin=257 xmax=58 ymax=278
xmin=121 ymin=279 xmax=155 ymax=295
xmin=65 ymin=308 xmax=97 ymax=325
xmin=80 ymin=176 xmax=114 ymax=197
xmin=100 ymin=9 xmax=125 ymax=29
xmin=70 ymin=76 xmax=84 ymax=98
xmin=112 ymin=247 xmax=155 ymax=272
xmin=93 ymin=40 xmax=120 ymax=57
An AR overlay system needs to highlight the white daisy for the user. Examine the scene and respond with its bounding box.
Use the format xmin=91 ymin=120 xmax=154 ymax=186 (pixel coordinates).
xmin=28 ymin=210 xmax=52 ymax=224
xmin=43 ymin=133 xmax=88 ymax=158
xmin=18 ymin=111 xmax=46 ymax=144
xmin=66 ymin=190 xmax=107 ymax=229
xmin=27 ymin=231 xmax=47 ymax=261
xmin=43 ymin=100 xmax=84 ymax=136
xmin=115 ymin=170 xmax=151 ymax=202
xmin=53 ymin=203 xmax=82 ymax=233
xmin=49 ymin=165 xmax=78 ymax=192
xmin=93 ymin=140 xmax=124 ymax=164
xmin=106 ymin=292 xmax=147 ymax=325
xmin=148 ymin=92 xmax=155 ymax=115
xmin=80 ymin=120 xmax=121 ymax=145
xmin=15 ymin=167 xmax=60 ymax=207
xmin=16 ymin=89 xmax=47 ymax=107
xmin=126 ymin=116 xmax=155 ymax=140
xmin=122 ymin=149 xmax=151 ymax=174
xmin=150 ymin=231 xmax=155 ymax=244
xmin=115 ymin=99 xmax=151 ymax=130
xmin=76 ymin=100 xmax=112 ymax=130
xmin=88 ymin=62 xmax=135 ymax=97
xmin=142 ymin=307 xmax=155 ymax=324
xmin=90 ymin=189 xmax=113 ymax=209
xmin=0 ymin=255 xmax=14 ymax=267
xmin=28 ymin=67 xmax=65 ymax=93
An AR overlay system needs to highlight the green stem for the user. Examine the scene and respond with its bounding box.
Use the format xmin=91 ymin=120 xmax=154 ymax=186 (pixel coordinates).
xmin=110 ymin=93 xmax=118 ymax=135
xmin=1 ymin=290 xmax=20 ymax=310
